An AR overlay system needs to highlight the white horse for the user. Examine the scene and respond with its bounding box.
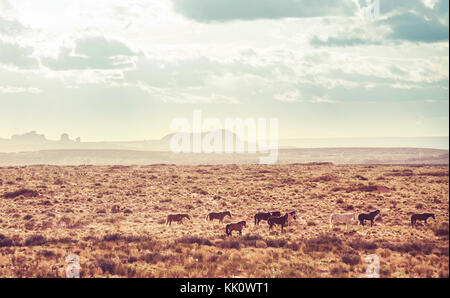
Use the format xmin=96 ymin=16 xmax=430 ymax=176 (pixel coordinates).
xmin=330 ymin=212 xmax=356 ymax=230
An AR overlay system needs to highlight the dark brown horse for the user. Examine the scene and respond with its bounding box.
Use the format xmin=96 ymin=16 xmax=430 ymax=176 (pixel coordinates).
xmin=226 ymin=221 xmax=246 ymax=236
xmin=268 ymin=213 xmax=291 ymax=232
xmin=358 ymin=210 xmax=380 ymax=226
xmin=411 ymin=213 xmax=435 ymax=226
xmin=254 ymin=211 xmax=281 ymax=225
xmin=206 ymin=211 xmax=231 ymax=223
xmin=166 ymin=214 xmax=190 ymax=226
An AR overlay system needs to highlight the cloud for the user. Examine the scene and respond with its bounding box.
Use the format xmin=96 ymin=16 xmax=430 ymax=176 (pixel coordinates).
xmin=171 ymin=0 xmax=357 ymax=22
xmin=0 ymin=15 xmax=26 ymax=36
xmin=0 ymin=0 xmax=13 ymax=12
xmin=0 ymin=39 xmax=39 ymax=69
xmin=311 ymin=0 xmax=449 ymax=46
xmin=41 ymin=36 xmax=138 ymax=71
xmin=274 ymin=90 xmax=301 ymax=102
xmin=310 ymin=36 xmax=381 ymax=47
xmin=383 ymin=12 xmax=449 ymax=43
xmin=0 ymin=85 xmax=41 ymax=94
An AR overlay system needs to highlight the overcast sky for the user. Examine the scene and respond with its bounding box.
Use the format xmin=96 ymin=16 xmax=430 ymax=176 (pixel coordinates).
xmin=0 ymin=0 xmax=448 ymax=141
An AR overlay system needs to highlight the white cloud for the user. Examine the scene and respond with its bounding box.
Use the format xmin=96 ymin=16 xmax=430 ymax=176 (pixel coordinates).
xmin=0 ymin=85 xmax=41 ymax=94
xmin=275 ymin=90 xmax=302 ymax=102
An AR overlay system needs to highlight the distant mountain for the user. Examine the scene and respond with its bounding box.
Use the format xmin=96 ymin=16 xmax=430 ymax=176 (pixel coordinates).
xmin=279 ymin=136 xmax=449 ymax=150
xmin=0 ymin=131 xmax=448 ymax=153
xmin=0 ymin=147 xmax=447 ymax=166
xmin=0 ymin=130 xmax=247 ymax=153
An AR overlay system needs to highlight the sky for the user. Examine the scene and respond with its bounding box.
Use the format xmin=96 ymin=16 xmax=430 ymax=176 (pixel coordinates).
xmin=0 ymin=0 xmax=448 ymax=142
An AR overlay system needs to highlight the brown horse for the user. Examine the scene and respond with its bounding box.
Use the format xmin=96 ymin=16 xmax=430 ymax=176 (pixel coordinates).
xmin=254 ymin=211 xmax=281 ymax=225
xmin=411 ymin=213 xmax=435 ymax=227
xmin=206 ymin=211 xmax=231 ymax=223
xmin=226 ymin=221 xmax=246 ymax=236
xmin=166 ymin=214 xmax=190 ymax=226
xmin=268 ymin=213 xmax=291 ymax=232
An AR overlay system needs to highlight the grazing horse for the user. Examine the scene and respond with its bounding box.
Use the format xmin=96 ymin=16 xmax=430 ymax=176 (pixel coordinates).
xmin=330 ymin=212 xmax=356 ymax=230
xmin=206 ymin=211 xmax=231 ymax=223
xmin=254 ymin=211 xmax=281 ymax=225
xmin=226 ymin=221 xmax=247 ymax=236
xmin=285 ymin=211 xmax=297 ymax=226
xmin=358 ymin=210 xmax=380 ymax=226
xmin=411 ymin=213 xmax=435 ymax=227
xmin=166 ymin=214 xmax=190 ymax=226
xmin=268 ymin=213 xmax=290 ymax=232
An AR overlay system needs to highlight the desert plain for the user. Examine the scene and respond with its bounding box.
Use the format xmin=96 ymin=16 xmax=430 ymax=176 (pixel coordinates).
xmin=0 ymin=163 xmax=448 ymax=277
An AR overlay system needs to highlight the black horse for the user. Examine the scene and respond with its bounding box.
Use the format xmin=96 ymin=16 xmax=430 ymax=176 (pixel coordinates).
xmin=358 ymin=210 xmax=380 ymax=226
xmin=411 ymin=213 xmax=435 ymax=227
xmin=254 ymin=211 xmax=281 ymax=225
xmin=268 ymin=213 xmax=290 ymax=232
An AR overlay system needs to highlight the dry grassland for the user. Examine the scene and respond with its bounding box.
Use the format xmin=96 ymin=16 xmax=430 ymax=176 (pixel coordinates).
xmin=0 ymin=164 xmax=448 ymax=278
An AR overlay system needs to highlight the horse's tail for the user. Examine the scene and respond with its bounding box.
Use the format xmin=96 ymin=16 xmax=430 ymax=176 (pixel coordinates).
xmin=166 ymin=215 xmax=170 ymax=225
xmin=225 ymin=224 xmax=230 ymax=236
xmin=329 ymin=214 xmax=334 ymax=229
xmin=254 ymin=214 xmax=257 ymax=225
xmin=206 ymin=214 xmax=209 ymax=221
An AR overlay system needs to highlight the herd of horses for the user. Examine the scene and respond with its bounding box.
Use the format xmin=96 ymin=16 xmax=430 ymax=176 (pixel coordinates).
xmin=329 ymin=210 xmax=436 ymax=230
xmin=166 ymin=209 xmax=436 ymax=236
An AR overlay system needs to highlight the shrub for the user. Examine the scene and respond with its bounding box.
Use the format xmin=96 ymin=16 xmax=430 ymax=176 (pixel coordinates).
xmin=176 ymin=236 xmax=213 ymax=246
xmin=3 ymin=189 xmax=38 ymax=199
xmin=97 ymin=258 xmax=117 ymax=275
xmin=103 ymin=233 xmax=122 ymax=242
xmin=140 ymin=253 xmax=170 ymax=264
xmin=303 ymin=234 xmax=342 ymax=253
xmin=24 ymin=235 xmax=47 ymax=246
xmin=0 ymin=234 xmax=14 ymax=247
xmin=349 ymin=239 xmax=378 ymax=250
xmin=434 ymin=224 xmax=449 ymax=238
xmin=218 ymin=240 xmax=241 ymax=249
xmin=265 ymin=239 xmax=288 ymax=248
xmin=342 ymin=254 xmax=360 ymax=266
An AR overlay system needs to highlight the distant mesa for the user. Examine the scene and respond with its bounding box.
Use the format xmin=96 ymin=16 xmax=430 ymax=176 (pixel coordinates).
xmin=10 ymin=131 xmax=78 ymax=143
xmin=11 ymin=131 xmax=47 ymax=142
xmin=160 ymin=129 xmax=239 ymax=142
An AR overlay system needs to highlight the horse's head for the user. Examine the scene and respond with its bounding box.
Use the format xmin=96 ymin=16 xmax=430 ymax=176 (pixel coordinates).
xmin=184 ymin=214 xmax=191 ymax=220
xmin=226 ymin=211 xmax=232 ymax=218
xmin=431 ymin=213 xmax=436 ymax=219
xmin=375 ymin=210 xmax=381 ymax=216
xmin=240 ymin=221 xmax=247 ymax=227
xmin=289 ymin=211 xmax=297 ymax=219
